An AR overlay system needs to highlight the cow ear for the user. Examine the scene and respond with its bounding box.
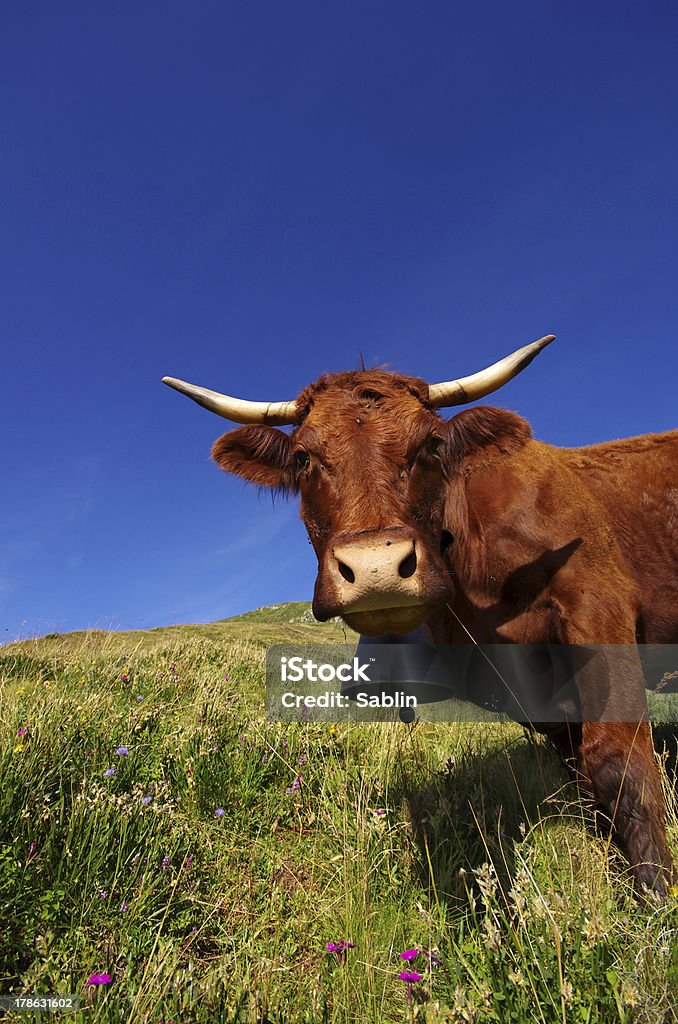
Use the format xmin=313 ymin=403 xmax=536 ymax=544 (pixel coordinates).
xmin=444 ymin=406 xmax=532 ymax=459
xmin=212 ymin=426 xmax=293 ymax=489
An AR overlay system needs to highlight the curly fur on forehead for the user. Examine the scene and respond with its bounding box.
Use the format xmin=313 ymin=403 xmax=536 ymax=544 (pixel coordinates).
xmin=293 ymin=370 xmax=433 ymax=422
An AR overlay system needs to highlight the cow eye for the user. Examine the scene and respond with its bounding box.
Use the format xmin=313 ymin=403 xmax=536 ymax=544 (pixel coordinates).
xmin=293 ymin=450 xmax=310 ymax=471
xmin=426 ymin=436 xmax=444 ymax=458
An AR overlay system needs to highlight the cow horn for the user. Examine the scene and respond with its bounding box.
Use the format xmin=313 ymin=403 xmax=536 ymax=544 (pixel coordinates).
xmin=161 ymin=377 xmax=298 ymax=426
xmin=428 ymin=335 xmax=556 ymax=407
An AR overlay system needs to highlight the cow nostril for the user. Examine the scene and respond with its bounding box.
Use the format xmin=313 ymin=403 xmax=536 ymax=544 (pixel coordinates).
xmin=398 ymin=550 xmax=417 ymax=579
xmin=337 ymin=561 xmax=355 ymax=584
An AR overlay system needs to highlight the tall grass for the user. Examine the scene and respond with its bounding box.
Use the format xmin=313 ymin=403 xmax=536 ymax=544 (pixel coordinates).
xmin=0 ymin=630 xmax=676 ymax=1022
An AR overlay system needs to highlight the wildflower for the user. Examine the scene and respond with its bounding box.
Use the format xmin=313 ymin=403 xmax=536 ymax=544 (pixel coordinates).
xmin=622 ymin=983 xmax=641 ymax=1008
xmin=223 ymin=674 xmax=229 ymax=680
xmin=103 ymin=768 xmax=115 ymax=778
xmin=26 ymin=841 xmax=38 ymax=864
xmin=482 ymin=917 xmax=501 ymax=954
xmin=473 ymin=861 xmax=498 ymax=902
xmin=400 ymin=949 xmax=419 ymax=962
xmin=375 ymin=809 xmax=386 ymax=816
xmin=98 ymin=890 xmax=108 ymax=900
xmin=285 ymin=774 xmax=302 ymax=795
xmin=13 ymin=743 xmax=25 ymax=753
xmin=141 ymin=796 xmax=152 ymax=805
xmin=120 ymin=901 xmax=129 ymax=912
xmin=326 ymin=940 xmax=355 ymax=965
xmin=115 ymin=746 xmax=129 ymax=756
xmin=298 ymin=753 xmax=307 ymax=766
xmin=214 ymin=808 xmax=225 ymax=818
xmin=162 ymin=856 xmax=170 ymax=870
xmin=86 ymin=973 xmax=111 ymax=986
xmin=421 ymin=948 xmax=441 ymax=968
xmin=17 ymin=727 xmax=28 ymax=737
xmin=185 ymin=854 xmax=194 ymax=870
xmin=121 ymin=675 xmax=129 ymax=683
xmin=582 ymin=913 xmax=607 ymax=943
xmin=136 ymin=695 xmax=144 ymax=701
xmin=398 ymin=971 xmax=423 ymax=1003
xmin=508 ymin=967 xmax=526 ymax=987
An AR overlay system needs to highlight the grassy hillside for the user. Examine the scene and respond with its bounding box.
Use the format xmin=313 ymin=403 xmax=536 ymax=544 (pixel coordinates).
xmin=0 ymin=608 xmax=677 ymax=1023
xmin=12 ymin=602 xmax=354 ymax=660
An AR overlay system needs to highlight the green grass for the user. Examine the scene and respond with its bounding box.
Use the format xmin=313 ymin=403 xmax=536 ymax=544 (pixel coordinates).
xmin=0 ymin=607 xmax=677 ymax=1023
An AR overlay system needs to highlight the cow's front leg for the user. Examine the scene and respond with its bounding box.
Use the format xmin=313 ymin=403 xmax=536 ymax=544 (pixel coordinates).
xmin=560 ymin=607 xmax=675 ymax=896
xmin=579 ymin=720 xmax=673 ymax=895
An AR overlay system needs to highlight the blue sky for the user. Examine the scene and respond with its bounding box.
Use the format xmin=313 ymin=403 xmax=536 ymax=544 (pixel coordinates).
xmin=2 ymin=1 xmax=677 ymax=640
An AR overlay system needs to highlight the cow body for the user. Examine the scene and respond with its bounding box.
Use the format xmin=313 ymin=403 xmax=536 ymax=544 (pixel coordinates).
xmin=166 ymin=359 xmax=678 ymax=895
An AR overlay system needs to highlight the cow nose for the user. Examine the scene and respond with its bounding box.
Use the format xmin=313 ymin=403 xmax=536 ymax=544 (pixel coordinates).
xmin=332 ymin=536 xmax=418 ymax=590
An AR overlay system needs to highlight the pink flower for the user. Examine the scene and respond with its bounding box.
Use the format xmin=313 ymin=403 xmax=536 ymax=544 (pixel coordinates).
xmin=326 ymin=940 xmax=355 ymax=964
xmin=398 ymin=971 xmax=423 ymax=1003
xmin=86 ymin=972 xmax=111 ymax=986
xmin=400 ymin=948 xmax=419 ymax=961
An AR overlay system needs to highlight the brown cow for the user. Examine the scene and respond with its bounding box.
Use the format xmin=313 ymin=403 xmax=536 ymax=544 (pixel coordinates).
xmin=163 ymin=336 xmax=678 ymax=894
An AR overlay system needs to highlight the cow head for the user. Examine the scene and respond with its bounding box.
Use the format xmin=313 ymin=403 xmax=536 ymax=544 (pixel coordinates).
xmin=163 ymin=335 xmax=553 ymax=635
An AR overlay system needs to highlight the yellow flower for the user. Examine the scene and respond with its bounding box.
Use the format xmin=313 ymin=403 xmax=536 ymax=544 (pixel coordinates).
xmin=13 ymin=743 xmax=25 ymax=753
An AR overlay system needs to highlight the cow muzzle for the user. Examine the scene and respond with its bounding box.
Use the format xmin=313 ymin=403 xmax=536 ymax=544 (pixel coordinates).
xmin=313 ymin=528 xmax=453 ymax=636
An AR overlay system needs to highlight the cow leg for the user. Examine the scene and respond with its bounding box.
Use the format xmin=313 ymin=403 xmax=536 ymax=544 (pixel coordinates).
xmin=579 ymin=721 xmax=674 ymax=896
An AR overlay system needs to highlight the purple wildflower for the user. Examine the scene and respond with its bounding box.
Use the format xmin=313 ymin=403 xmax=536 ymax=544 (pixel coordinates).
xmin=298 ymin=754 xmax=307 ymax=766
xmin=214 ymin=808 xmax=225 ymax=818
xmin=398 ymin=971 xmax=423 ymax=1003
xmin=327 ymin=940 xmax=355 ymax=965
xmin=26 ymin=840 xmax=38 ymax=864
xmin=115 ymin=746 xmax=129 ymax=756
xmin=185 ymin=854 xmax=194 ymax=870
xmin=86 ymin=972 xmax=111 ymax=986
xmin=98 ymin=889 xmax=108 ymax=900
xmin=285 ymin=773 xmax=303 ymax=794
xmin=120 ymin=901 xmax=129 ymax=912
xmin=422 ymin=948 xmax=441 ymax=968
xmin=136 ymin=695 xmax=144 ymax=701
xmin=120 ymin=675 xmax=129 ymax=683
xmin=400 ymin=948 xmax=419 ymax=962
xmin=223 ymin=674 xmax=229 ymax=680
xmin=17 ymin=727 xmax=28 ymax=737
xmin=103 ymin=768 xmax=115 ymax=777
xmin=161 ymin=856 xmax=170 ymax=871
xmin=141 ymin=796 xmax=151 ymax=805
